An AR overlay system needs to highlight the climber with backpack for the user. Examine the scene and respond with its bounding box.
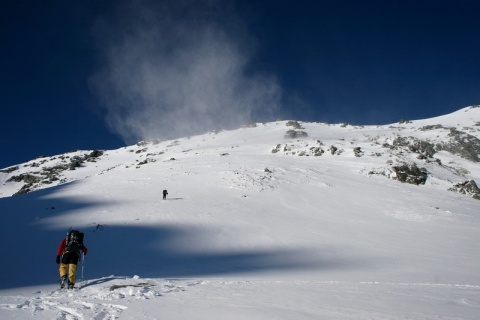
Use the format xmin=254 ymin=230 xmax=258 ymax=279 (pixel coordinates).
xmin=56 ymin=229 xmax=88 ymax=289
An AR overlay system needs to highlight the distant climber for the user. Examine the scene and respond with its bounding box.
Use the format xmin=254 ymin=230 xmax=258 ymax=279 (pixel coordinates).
xmin=56 ymin=229 xmax=87 ymax=289
xmin=163 ymin=189 xmax=168 ymax=200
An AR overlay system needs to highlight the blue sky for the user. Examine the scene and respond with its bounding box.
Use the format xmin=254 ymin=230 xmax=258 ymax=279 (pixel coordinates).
xmin=1 ymin=0 xmax=480 ymax=169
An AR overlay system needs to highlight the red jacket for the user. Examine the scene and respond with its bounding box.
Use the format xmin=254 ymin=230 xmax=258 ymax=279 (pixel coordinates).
xmin=57 ymin=238 xmax=88 ymax=256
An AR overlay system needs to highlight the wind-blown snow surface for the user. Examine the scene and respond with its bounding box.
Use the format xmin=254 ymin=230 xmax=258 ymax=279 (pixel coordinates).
xmin=1 ymin=107 xmax=479 ymax=319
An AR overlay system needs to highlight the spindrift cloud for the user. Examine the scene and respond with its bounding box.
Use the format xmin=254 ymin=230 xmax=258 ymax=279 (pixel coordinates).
xmin=90 ymin=0 xmax=282 ymax=144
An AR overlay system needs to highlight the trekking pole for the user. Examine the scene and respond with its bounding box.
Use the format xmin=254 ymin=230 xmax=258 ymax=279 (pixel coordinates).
xmin=81 ymin=251 xmax=85 ymax=281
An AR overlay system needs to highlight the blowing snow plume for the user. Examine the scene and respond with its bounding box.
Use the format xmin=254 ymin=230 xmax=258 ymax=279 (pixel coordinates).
xmin=90 ymin=0 xmax=281 ymax=144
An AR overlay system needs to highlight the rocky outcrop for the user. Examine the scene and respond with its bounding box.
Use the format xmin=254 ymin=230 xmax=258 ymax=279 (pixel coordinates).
xmin=271 ymin=144 xmax=282 ymax=153
xmin=0 ymin=166 xmax=18 ymax=173
xmin=5 ymin=150 xmax=105 ymax=195
xmin=437 ymin=129 xmax=480 ymax=162
xmin=353 ymin=147 xmax=364 ymax=157
xmin=391 ymin=163 xmax=427 ymax=185
xmin=449 ymin=180 xmax=480 ymax=200
xmin=286 ymin=120 xmax=303 ymax=129
xmin=386 ymin=130 xmax=480 ymax=163
xmin=284 ymin=129 xmax=308 ymax=139
xmin=309 ymin=147 xmax=324 ymax=156
xmin=272 ymin=143 xmax=324 ymax=156
xmin=392 ymin=136 xmax=436 ymax=158
xmin=7 ymin=173 xmax=42 ymax=184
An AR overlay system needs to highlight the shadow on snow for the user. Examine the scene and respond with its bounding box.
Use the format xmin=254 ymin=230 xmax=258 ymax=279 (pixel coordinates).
xmin=0 ymin=182 xmax=368 ymax=290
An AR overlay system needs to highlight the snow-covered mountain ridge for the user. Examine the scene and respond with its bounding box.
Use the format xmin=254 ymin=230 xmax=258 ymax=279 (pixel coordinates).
xmin=1 ymin=106 xmax=479 ymax=319
xmin=2 ymin=105 xmax=480 ymax=199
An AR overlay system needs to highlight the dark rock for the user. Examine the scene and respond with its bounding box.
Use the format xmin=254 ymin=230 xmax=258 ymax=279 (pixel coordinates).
xmin=419 ymin=124 xmax=448 ymax=131
xmin=0 ymin=166 xmax=19 ymax=173
xmin=393 ymin=137 xmax=436 ymax=158
xmin=330 ymin=146 xmax=338 ymax=155
xmin=272 ymin=144 xmax=281 ymax=153
xmin=13 ymin=184 xmax=33 ymax=195
xmin=310 ymin=147 xmax=324 ymax=156
xmin=448 ymin=180 xmax=480 ymax=199
xmin=391 ymin=163 xmax=427 ymax=185
xmin=89 ymin=150 xmax=104 ymax=158
xmin=284 ymin=130 xmax=308 ymax=139
xmin=437 ymin=130 xmax=480 ymax=162
xmin=382 ymin=143 xmax=394 ymax=150
xmin=7 ymin=173 xmax=42 ymax=184
xmin=353 ymin=147 xmax=364 ymax=157
xmin=69 ymin=158 xmax=83 ymax=170
xmin=286 ymin=120 xmax=303 ymax=129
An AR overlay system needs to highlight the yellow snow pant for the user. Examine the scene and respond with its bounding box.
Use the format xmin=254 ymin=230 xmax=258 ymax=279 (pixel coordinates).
xmin=59 ymin=263 xmax=77 ymax=285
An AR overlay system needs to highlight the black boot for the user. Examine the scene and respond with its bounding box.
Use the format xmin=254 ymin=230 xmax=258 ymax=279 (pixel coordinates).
xmin=68 ymin=282 xmax=74 ymax=289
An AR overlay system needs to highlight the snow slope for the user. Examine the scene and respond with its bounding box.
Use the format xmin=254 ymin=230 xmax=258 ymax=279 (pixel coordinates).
xmin=0 ymin=106 xmax=479 ymax=319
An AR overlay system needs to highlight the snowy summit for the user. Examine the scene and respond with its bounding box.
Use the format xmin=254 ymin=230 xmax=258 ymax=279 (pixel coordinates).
xmin=0 ymin=106 xmax=479 ymax=319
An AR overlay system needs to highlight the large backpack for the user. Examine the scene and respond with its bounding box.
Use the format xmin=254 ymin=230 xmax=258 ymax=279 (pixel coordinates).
xmin=65 ymin=229 xmax=84 ymax=253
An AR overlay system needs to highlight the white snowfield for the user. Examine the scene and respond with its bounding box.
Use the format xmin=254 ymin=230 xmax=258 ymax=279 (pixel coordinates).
xmin=0 ymin=106 xmax=479 ymax=319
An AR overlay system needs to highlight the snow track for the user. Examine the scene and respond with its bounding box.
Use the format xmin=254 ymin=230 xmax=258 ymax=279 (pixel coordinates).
xmin=0 ymin=276 xmax=193 ymax=320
